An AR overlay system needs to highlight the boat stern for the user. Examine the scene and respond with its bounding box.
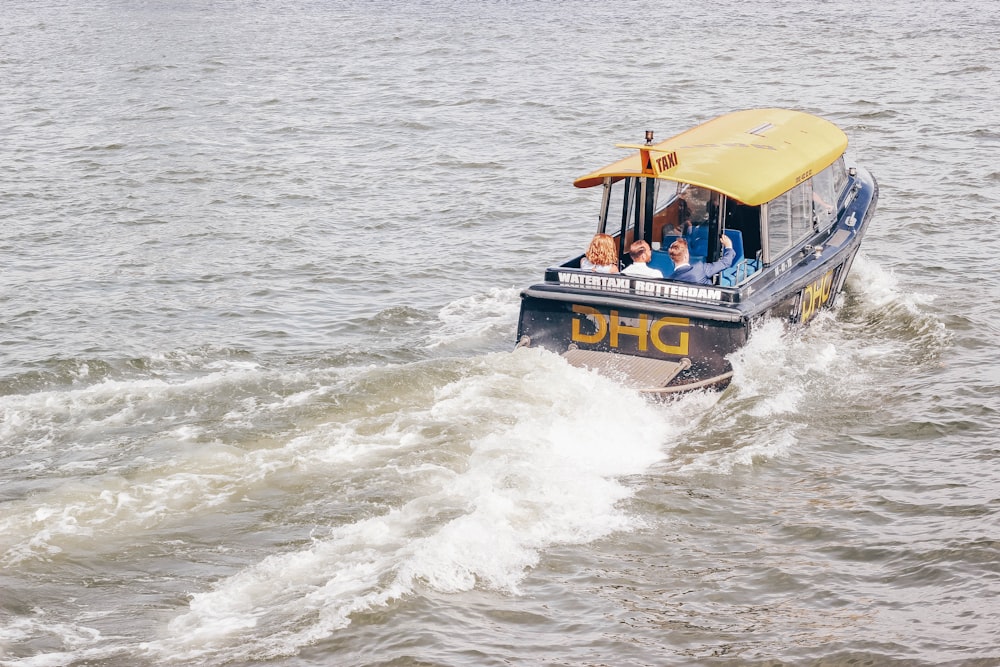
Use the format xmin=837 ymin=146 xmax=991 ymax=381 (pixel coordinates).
xmin=516 ymin=287 xmax=748 ymax=392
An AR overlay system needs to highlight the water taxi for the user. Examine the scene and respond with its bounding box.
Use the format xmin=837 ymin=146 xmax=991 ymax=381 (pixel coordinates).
xmin=515 ymin=108 xmax=878 ymax=394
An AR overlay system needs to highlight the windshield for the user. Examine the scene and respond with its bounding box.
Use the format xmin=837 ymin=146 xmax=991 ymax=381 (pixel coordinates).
xmin=676 ymin=184 xmax=719 ymax=227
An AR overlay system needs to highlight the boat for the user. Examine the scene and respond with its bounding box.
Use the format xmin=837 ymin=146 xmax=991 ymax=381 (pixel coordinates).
xmin=515 ymin=108 xmax=878 ymax=394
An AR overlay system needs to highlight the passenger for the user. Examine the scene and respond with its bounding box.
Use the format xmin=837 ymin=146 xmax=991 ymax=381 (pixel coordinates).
xmin=664 ymin=198 xmax=693 ymax=237
xmin=664 ymin=219 xmax=692 ymax=238
xmin=621 ymin=240 xmax=663 ymax=278
xmin=580 ymin=233 xmax=620 ymax=273
xmin=813 ymin=190 xmax=835 ymax=214
xmin=668 ymin=236 xmax=736 ymax=285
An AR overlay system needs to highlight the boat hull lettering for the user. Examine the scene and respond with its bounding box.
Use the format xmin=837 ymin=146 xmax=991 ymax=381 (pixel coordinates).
xmin=571 ymin=304 xmax=690 ymax=355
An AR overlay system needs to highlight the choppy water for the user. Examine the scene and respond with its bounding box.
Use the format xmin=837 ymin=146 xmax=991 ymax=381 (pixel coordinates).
xmin=2 ymin=1 xmax=999 ymax=665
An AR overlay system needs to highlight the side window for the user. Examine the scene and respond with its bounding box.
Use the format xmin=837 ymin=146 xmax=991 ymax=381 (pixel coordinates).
xmin=766 ymin=192 xmax=791 ymax=262
xmin=812 ymin=166 xmax=838 ymax=230
xmin=789 ymin=182 xmax=812 ymax=240
xmin=602 ymin=178 xmax=628 ymax=235
xmin=830 ymin=156 xmax=849 ymax=205
xmin=765 ymin=181 xmax=812 ymax=263
xmin=677 ymin=184 xmax=718 ymax=226
xmin=652 ymin=179 xmax=674 ymax=215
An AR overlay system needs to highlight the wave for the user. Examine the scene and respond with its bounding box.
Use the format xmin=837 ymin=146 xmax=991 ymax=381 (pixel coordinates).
xmin=664 ymin=252 xmax=947 ymax=476
xmin=128 ymin=351 xmax=676 ymax=663
xmin=0 ymin=346 xmax=684 ymax=665
xmin=0 ymin=256 xmax=949 ymax=665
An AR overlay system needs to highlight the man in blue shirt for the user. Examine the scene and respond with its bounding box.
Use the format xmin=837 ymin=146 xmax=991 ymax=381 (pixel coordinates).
xmin=668 ymin=236 xmax=736 ymax=285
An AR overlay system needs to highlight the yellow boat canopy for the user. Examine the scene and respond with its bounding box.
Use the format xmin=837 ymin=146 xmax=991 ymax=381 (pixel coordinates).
xmin=573 ymin=108 xmax=848 ymax=206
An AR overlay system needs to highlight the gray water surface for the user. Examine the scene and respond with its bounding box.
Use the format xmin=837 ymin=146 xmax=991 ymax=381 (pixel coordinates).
xmin=2 ymin=1 xmax=999 ymax=665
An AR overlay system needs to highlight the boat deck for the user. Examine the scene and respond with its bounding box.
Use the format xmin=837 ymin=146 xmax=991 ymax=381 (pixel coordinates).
xmin=562 ymin=347 xmax=691 ymax=390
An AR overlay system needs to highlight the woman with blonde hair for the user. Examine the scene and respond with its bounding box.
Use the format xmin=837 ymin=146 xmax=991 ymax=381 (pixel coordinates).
xmin=580 ymin=233 xmax=619 ymax=273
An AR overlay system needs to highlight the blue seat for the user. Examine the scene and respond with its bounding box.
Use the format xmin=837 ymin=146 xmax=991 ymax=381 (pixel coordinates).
xmin=720 ymin=259 xmax=762 ymax=286
xmin=723 ymin=229 xmax=744 ymax=261
xmin=661 ymin=233 xmax=704 ymax=264
xmin=719 ymin=229 xmax=761 ymax=286
xmin=687 ymin=225 xmax=709 ymax=258
xmin=647 ymin=250 xmax=675 ymax=277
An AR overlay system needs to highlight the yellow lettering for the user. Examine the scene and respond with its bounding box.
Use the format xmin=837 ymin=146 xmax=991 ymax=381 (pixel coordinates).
xmin=809 ymin=283 xmax=824 ymax=313
xmin=801 ymin=285 xmax=815 ymax=323
xmin=571 ymin=307 xmax=690 ymax=355
xmin=610 ymin=312 xmax=650 ymax=351
xmin=800 ymin=270 xmax=834 ymax=323
xmin=571 ymin=304 xmax=607 ymax=344
xmin=650 ymin=316 xmax=690 ymax=355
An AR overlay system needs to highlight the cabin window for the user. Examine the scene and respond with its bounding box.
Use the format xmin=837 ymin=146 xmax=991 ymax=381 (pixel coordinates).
xmin=677 ymin=184 xmax=720 ymax=228
xmin=650 ymin=181 xmax=684 ymax=239
xmin=765 ymin=181 xmax=812 ymax=263
xmin=648 ymin=183 xmax=723 ymax=261
xmin=790 ymin=182 xmax=812 ymax=239
xmin=830 ymin=156 xmax=849 ymax=204
xmin=812 ymin=167 xmax=838 ymax=230
xmin=766 ymin=194 xmax=791 ymax=261
xmin=602 ymin=177 xmax=636 ymax=237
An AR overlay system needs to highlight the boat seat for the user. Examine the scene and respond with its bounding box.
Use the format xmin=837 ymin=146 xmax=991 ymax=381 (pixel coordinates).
xmin=719 ymin=229 xmax=761 ymax=286
xmin=662 ymin=231 xmax=705 ymax=264
xmin=723 ymin=229 xmax=744 ymax=261
xmin=687 ymin=225 xmax=709 ymax=258
xmin=647 ymin=250 xmax=675 ymax=277
xmin=720 ymin=258 xmax=761 ymax=286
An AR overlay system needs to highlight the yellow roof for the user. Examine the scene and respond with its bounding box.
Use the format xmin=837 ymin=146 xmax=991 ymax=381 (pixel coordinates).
xmin=573 ymin=108 xmax=848 ymax=206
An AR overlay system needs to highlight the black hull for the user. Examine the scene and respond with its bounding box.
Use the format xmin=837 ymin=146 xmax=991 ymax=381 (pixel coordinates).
xmin=517 ymin=292 xmax=747 ymax=383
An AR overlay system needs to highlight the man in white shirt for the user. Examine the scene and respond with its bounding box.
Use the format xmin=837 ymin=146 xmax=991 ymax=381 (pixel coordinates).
xmin=621 ymin=240 xmax=664 ymax=278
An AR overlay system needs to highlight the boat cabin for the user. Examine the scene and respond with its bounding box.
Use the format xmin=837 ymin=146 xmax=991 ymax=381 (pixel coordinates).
xmin=566 ymin=108 xmax=856 ymax=287
xmin=571 ymin=148 xmax=853 ymax=287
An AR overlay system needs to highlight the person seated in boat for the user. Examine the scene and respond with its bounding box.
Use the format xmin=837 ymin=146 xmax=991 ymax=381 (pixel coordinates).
xmin=663 ymin=198 xmax=693 ymax=237
xmin=668 ymin=236 xmax=736 ymax=285
xmin=621 ymin=240 xmax=663 ymax=278
xmin=813 ymin=190 xmax=835 ymax=214
xmin=580 ymin=233 xmax=620 ymax=273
